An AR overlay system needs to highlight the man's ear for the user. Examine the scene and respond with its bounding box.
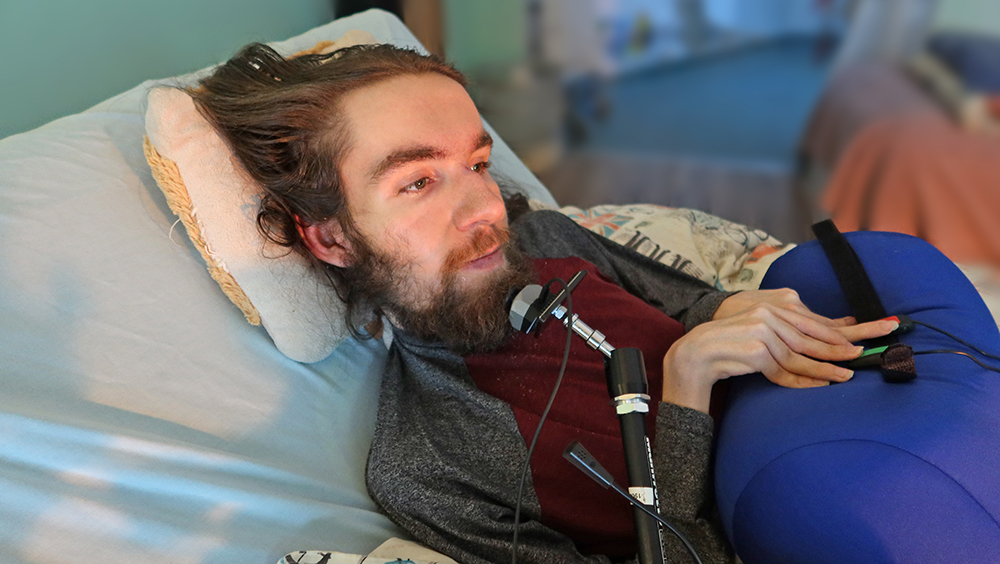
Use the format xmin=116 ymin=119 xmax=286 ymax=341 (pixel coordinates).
xmin=299 ymin=218 xmax=353 ymax=268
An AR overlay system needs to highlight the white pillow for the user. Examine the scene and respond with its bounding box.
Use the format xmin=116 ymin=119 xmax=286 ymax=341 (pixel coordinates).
xmin=144 ymin=32 xmax=377 ymax=364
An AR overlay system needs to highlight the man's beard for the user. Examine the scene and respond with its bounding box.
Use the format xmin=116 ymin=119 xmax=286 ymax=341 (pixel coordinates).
xmin=342 ymin=225 xmax=535 ymax=354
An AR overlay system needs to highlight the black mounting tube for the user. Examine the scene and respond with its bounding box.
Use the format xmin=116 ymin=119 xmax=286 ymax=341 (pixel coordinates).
xmin=606 ymin=348 xmax=664 ymax=564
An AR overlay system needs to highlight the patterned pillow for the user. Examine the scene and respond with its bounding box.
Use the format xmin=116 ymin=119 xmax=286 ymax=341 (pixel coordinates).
xmin=279 ymin=537 xmax=458 ymax=564
xmin=536 ymin=201 xmax=794 ymax=291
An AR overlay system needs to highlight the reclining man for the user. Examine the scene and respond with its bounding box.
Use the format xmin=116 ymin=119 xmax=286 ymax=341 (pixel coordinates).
xmin=192 ymin=43 xmax=897 ymax=564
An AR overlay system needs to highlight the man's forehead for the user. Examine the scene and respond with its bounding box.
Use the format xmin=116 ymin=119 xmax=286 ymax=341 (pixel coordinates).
xmin=338 ymin=73 xmax=488 ymax=180
xmin=341 ymin=73 xmax=479 ymax=132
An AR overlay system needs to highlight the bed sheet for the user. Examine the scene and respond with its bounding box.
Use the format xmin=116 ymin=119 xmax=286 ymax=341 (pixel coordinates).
xmin=0 ymin=9 xmax=552 ymax=564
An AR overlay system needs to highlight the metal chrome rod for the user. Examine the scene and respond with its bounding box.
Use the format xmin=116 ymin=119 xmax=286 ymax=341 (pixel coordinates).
xmin=551 ymin=305 xmax=615 ymax=358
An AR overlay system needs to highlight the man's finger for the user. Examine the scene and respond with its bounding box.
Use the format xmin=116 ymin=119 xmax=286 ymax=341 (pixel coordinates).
xmin=761 ymin=361 xmax=839 ymax=389
xmin=836 ymin=318 xmax=899 ymax=342
xmin=765 ymin=306 xmax=856 ymax=349
xmin=763 ymin=334 xmax=856 ymax=382
xmin=829 ymin=316 xmax=857 ymax=327
xmin=744 ymin=325 xmax=854 ymax=383
xmin=770 ymin=303 xmax=848 ymax=329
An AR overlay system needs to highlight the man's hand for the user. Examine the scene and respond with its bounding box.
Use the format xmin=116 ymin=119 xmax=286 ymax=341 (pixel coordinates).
xmin=662 ymin=289 xmax=899 ymax=413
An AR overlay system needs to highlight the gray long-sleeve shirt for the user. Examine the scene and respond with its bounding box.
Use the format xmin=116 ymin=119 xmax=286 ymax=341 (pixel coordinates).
xmin=366 ymin=210 xmax=734 ymax=564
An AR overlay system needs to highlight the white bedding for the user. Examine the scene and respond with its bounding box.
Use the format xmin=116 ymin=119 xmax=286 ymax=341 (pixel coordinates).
xmin=0 ymin=9 xmax=552 ymax=564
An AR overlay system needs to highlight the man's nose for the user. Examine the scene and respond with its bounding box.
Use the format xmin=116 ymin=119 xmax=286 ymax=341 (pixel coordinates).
xmin=453 ymin=171 xmax=505 ymax=231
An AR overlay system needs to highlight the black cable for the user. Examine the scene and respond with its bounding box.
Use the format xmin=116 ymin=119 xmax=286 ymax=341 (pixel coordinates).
xmin=564 ymin=441 xmax=702 ymax=563
xmin=607 ymin=482 xmax=703 ymax=564
xmin=511 ymin=279 xmax=574 ymax=564
xmin=906 ymin=317 xmax=1000 ymax=372
xmin=912 ymin=349 xmax=1000 ymax=373
xmin=911 ymin=320 xmax=1000 ymax=363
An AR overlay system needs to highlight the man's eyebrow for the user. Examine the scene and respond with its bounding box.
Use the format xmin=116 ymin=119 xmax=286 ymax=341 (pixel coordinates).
xmin=367 ymin=146 xmax=444 ymax=184
xmin=367 ymin=131 xmax=493 ymax=184
xmin=475 ymin=130 xmax=494 ymax=151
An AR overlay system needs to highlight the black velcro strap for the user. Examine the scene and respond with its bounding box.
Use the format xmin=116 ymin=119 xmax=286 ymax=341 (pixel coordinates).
xmin=811 ymin=220 xmax=916 ymax=382
xmin=811 ymin=220 xmax=887 ymax=324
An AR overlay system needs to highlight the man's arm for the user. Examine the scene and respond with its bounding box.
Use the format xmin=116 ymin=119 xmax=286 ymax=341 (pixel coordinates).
xmin=517 ymin=210 xmax=898 ymax=403
xmin=653 ymin=403 xmax=735 ymax=564
xmin=663 ymin=289 xmax=901 ymax=412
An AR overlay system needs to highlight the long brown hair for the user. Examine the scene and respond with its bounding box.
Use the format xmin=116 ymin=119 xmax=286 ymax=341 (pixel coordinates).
xmin=190 ymin=42 xmax=466 ymax=336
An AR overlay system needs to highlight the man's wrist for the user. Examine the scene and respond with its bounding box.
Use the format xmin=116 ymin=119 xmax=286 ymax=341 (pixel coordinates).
xmin=661 ymin=382 xmax=713 ymax=414
xmin=711 ymin=290 xmax=745 ymax=321
xmin=661 ymin=348 xmax=714 ymax=414
xmin=684 ymin=290 xmax=734 ymax=331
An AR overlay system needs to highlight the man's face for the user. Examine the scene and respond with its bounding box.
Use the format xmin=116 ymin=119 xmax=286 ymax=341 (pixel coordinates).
xmin=326 ymin=72 xmax=533 ymax=350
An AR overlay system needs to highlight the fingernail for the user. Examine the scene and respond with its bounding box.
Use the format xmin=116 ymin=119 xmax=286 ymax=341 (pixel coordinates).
xmin=841 ymin=369 xmax=854 ymax=381
xmin=881 ymin=316 xmax=900 ymax=331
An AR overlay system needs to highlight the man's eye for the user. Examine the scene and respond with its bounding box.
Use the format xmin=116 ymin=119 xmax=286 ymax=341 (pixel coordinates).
xmin=472 ymin=161 xmax=491 ymax=174
xmin=403 ymin=178 xmax=429 ymax=192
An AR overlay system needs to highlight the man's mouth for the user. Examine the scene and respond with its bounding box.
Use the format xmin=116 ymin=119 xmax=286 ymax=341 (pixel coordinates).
xmin=464 ymin=246 xmax=503 ymax=271
xmin=443 ymin=225 xmax=511 ymax=274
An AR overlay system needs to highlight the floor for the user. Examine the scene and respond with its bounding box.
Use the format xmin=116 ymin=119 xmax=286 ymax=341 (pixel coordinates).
xmin=537 ymin=36 xmax=834 ymax=244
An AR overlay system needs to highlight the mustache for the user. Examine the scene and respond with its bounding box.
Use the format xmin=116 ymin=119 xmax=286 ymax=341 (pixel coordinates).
xmin=442 ymin=225 xmax=511 ymax=274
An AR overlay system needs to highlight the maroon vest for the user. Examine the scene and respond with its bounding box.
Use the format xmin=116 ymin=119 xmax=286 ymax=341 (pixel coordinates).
xmin=465 ymin=257 xmax=687 ymax=558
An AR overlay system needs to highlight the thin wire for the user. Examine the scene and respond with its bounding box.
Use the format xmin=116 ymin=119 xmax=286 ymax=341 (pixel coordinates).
xmin=912 ymin=349 xmax=1000 ymax=373
xmin=609 ymin=483 xmax=703 ymax=564
xmin=912 ymin=320 xmax=1000 ymax=362
xmin=511 ymin=279 xmax=574 ymax=564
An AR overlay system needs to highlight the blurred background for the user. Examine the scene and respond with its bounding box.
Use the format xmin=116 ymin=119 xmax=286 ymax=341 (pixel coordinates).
xmin=3 ymin=0 xmax=1000 ymax=257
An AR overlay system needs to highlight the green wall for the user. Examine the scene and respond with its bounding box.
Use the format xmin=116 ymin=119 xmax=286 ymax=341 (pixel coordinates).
xmin=444 ymin=0 xmax=527 ymax=74
xmin=0 ymin=0 xmax=335 ymax=138
xmin=933 ymin=0 xmax=1000 ymax=36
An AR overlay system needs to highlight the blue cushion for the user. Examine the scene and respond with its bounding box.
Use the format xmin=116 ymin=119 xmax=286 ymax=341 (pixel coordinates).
xmin=715 ymin=232 xmax=1000 ymax=563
